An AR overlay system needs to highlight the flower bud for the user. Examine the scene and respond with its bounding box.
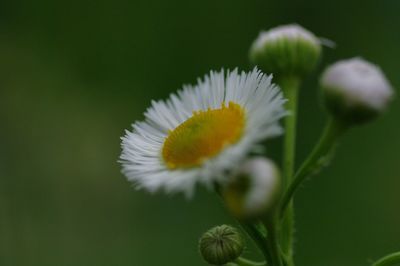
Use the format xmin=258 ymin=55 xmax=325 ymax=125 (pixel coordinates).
xmin=249 ymin=24 xmax=321 ymax=78
xmin=321 ymin=58 xmax=394 ymax=124
xmin=222 ymin=157 xmax=280 ymax=219
xmin=198 ymin=225 xmax=244 ymax=265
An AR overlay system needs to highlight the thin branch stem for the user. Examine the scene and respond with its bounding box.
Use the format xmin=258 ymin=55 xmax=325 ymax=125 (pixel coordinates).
xmin=280 ymin=117 xmax=347 ymax=216
xmin=265 ymin=216 xmax=283 ymax=266
xmin=234 ymin=257 xmax=267 ymax=266
xmin=240 ymin=222 xmax=272 ymax=264
xmin=372 ymin=252 xmax=400 ymax=266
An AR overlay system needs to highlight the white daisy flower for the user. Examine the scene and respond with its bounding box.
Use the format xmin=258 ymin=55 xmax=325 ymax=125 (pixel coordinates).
xmin=120 ymin=68 xmax=286 ymax=196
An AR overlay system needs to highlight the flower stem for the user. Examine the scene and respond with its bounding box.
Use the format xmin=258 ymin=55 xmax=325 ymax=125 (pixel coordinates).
xmin=265 ymin=215 xmax=283 ymax=266
xmin=372 ymin=252 xmax=400 ymax=266
xmin=234 ymin=257 xmax=267 ymax=266
xmin=280 ymin=117 xmax=348 ymax=216
xmin=279 ymin=75 xmax=300 ymax=266
xmin=279 ymin=75 xmax=300 ymax=190
xmin=240 ymin=222 xmax=272 ymax=264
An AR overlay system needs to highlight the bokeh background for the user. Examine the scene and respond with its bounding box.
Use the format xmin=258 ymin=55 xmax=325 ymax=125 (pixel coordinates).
xmin=1 ymin=0 xmax=399 ymax=265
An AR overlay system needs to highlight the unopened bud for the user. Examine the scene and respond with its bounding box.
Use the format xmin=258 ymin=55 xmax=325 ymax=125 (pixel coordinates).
xmin=199 ymin=225 xmax=244 ymax=265
xmin=250 ymin=24 xmax=321 ymax=78
xmin=222 ymin=157 xmax=280 ymax=219
xmin=321 ymin=57 xmax=394 ymax=124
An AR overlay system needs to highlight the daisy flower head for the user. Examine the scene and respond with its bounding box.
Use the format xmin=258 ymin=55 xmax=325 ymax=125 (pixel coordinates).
xmin=120 ymin=68 xmax=286 ymax=197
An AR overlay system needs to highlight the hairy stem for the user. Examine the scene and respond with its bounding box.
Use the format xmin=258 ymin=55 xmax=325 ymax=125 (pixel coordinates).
xmin=240 ymin=222 xmax=272 ymax=264
xmin=279 ymin=75 xmax=300 ymax=266
xmin=265 ymin=216 xmax=283 ymax=266
xmin=280 ymin=117 xmax=347 ymax=216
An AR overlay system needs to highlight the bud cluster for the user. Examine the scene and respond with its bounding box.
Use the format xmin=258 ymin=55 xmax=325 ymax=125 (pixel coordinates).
xmin=195 ymin=22 xmax=395 ymax=266
xmin=250 ymin=24 xmax=393 ymax=125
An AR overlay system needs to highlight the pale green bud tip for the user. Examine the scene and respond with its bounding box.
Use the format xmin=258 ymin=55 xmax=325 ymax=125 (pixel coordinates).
xmin=249 ymin=24 xmax=321 ymax=77
xmin=199 ymin=225 xmax=244 ymax=265
xmin=321 ymin=57 xmax=394 ymax=124
xmin=222 ymin=157 xmax=281 ymax=219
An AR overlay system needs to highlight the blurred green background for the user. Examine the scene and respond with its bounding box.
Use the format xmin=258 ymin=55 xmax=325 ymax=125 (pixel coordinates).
xmin=1 ymin=0 xmax=399 ymax=265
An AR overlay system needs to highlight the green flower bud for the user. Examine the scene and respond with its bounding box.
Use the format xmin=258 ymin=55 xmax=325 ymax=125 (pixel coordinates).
xmin=320 ymin=58 xmax=394 ymax=124
xmin=222 ymin=157 xmax=281 ymax=220
xmin=199 ymin=225 xmax=244 ymax=265
xmin=249 ymin=24 xmax=321 ymax=78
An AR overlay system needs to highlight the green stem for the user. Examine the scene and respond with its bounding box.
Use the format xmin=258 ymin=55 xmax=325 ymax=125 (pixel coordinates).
xmin=234 ymin=257 xmax=267 ymax=266
xmin=279 ymin=75 xmax=300 ymax=266
xmin=372 ymin=252 xmax=400 ymax=266
xmin=280 ymin=117 xmax=348 ymax=216
xmin=265 ymin=216 xmax=283 ymax=266
xmin=280 ymin=75 xmax=300 ymax=189
xmin=240 ymin=222 xmax=272 ymax=264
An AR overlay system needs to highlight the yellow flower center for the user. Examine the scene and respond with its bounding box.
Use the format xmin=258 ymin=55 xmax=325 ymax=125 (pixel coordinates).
xmin=162 ymin=102 xmax=245 ymax=169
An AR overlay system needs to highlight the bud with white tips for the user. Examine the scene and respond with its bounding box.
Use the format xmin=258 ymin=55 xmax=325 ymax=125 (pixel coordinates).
xmin=222 ymin=157 xmax=281 ymax=219
xmin=249 ymin=24 xmax=321 ymax=78
xmin=199 ymin=225 xmax=244 ymax=265
xmin=321 ymin=57 xmax=394 ymax=124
